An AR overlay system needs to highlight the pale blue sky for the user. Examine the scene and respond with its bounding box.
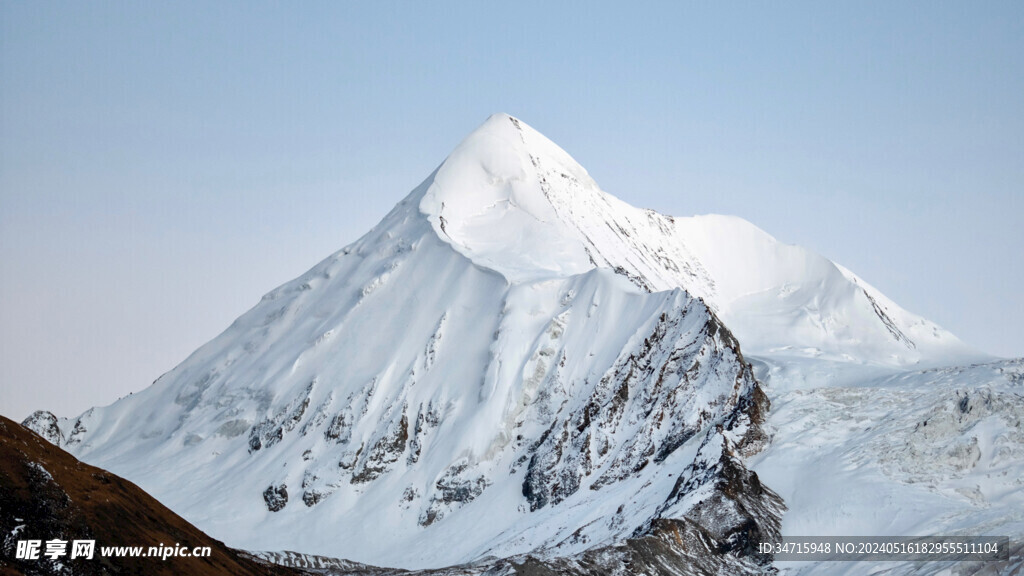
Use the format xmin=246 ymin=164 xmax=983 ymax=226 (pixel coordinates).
xmin=2 ymin=1 xmax=1022 ymax=419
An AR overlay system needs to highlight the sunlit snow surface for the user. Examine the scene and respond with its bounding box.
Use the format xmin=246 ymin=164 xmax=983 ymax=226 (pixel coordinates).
xmin=38 ymin=114 xmax=1021 ymax=574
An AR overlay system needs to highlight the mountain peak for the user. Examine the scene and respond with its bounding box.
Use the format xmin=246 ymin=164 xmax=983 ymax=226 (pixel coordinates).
xmin=418 ymin=114 xmax=601 ymax=282
xmin=457 ymin=113 xmax=593 ymax=185
xmin=411 ymin=115 xmax=976 ymax=367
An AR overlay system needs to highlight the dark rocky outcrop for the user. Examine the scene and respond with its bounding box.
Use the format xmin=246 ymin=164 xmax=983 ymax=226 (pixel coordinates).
xmin=263 ymin=484 xmax=289 ymax=512
xmin=21 ymin=411 xmax=64 ymax=447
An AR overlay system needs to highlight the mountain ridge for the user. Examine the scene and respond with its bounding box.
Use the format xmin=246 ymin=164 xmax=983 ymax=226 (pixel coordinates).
xmin=420 ymin=114 xmax=980 ymax=367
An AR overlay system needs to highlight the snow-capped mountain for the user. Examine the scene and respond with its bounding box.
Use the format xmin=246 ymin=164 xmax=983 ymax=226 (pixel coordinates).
xmin=23 ymin=114 xmax=1019 ymax=575
xmin=27 ymin=114 xmax=781 ymax=572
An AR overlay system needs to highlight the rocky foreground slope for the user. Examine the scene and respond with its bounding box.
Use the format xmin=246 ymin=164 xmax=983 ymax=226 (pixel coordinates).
xmin=0 ymin=416 xmax=306 ymax=576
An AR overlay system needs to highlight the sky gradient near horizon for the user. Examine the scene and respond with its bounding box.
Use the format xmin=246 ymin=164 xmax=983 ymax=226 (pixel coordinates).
xmin=2 ymin=1 xmax=1022 ymax=420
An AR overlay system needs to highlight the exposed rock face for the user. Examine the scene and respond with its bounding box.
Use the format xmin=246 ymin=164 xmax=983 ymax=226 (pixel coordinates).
xmin=351 ymin=408 xmax=409 ymax=484
xmin=21 ymin=410 xmax=64 ymax=446
xmin=419 ymin=461 xmax=491 ymax=527
xmin=263 ymin=484 xmax=288 ymax=512
xmin=648 ymin=405 xmax=785 ymax=565
xmin=520 ymin=307 xmax=762 ymax=514
xmin=249 ymin=382 xmax=313 ymax=453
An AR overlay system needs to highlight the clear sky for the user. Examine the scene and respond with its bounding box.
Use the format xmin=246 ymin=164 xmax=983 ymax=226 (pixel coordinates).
xmin=2 ymin=1 xmax=1022 ymax=420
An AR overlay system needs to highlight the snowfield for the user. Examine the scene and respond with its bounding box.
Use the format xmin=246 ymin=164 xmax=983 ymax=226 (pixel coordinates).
xmin=24 ymin=114 xmax=1021 ymax=575
xmin=751 ymin=357 xmax=1023 ymax=575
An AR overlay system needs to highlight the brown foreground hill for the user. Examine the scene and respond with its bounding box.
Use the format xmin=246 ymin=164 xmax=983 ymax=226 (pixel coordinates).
xmin=0 ymin=415 xmax=304 ymax=576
